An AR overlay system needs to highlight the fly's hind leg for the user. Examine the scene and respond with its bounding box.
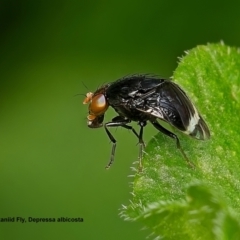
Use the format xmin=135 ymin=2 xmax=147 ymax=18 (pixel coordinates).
xmin=137 ymin=121 xmax=147 ymax=172
xmin=151 ymin=120 xmax=195 ymax=168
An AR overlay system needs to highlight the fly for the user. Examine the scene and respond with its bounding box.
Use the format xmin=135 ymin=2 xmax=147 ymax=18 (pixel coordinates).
xmin=83 ymin=74 xmax=210 ymax=171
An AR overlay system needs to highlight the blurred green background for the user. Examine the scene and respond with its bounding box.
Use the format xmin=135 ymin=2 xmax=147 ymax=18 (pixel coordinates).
xmin=0 ymin=1 xmax=240 ymax=239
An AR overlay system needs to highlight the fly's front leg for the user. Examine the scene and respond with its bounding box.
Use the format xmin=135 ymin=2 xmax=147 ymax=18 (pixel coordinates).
xmin=104 ymin=125 xmax=116 ymax=169
xmin=104 ymin=116 xmax=138 ymax=169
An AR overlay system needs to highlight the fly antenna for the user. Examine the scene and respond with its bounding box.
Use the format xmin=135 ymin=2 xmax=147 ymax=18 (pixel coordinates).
xmin=74 ymin=93 xmax=86 ymax=97
xmin=81 ymin=81 xmax=89 ymax=90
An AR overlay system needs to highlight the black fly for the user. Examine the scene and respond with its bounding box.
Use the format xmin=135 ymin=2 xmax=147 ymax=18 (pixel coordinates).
xmin=83 ymin=74 xmax=210 ymax=170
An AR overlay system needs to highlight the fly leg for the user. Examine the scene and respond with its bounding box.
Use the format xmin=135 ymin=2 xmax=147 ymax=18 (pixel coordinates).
xmin=151 ymin=120 xmax=195 ymax=168
xmin=138 ymin=121 xmax=147 ymax=172
xmin=104 ymin=116 xmax=139 ymax=169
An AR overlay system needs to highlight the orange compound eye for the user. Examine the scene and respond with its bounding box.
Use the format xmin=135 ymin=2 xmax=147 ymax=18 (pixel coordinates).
xmin=89 ymin=94 xmax=108 ymax=116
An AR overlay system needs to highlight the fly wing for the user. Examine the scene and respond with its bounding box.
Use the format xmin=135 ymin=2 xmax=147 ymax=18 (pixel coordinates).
xmin=137 ymin=80 xmax=210 ymax=140
xmin=159 ymin=81 xmax=195 ymax=130
xmin=106 ymin=74 xmax=165 ymax=105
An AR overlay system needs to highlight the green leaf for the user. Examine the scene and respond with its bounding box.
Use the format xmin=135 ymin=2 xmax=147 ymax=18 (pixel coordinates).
xmin=133 ymin=184 xmax=240 ymax=240
xmin=121 ymin=43 xmax=240 ymax=239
